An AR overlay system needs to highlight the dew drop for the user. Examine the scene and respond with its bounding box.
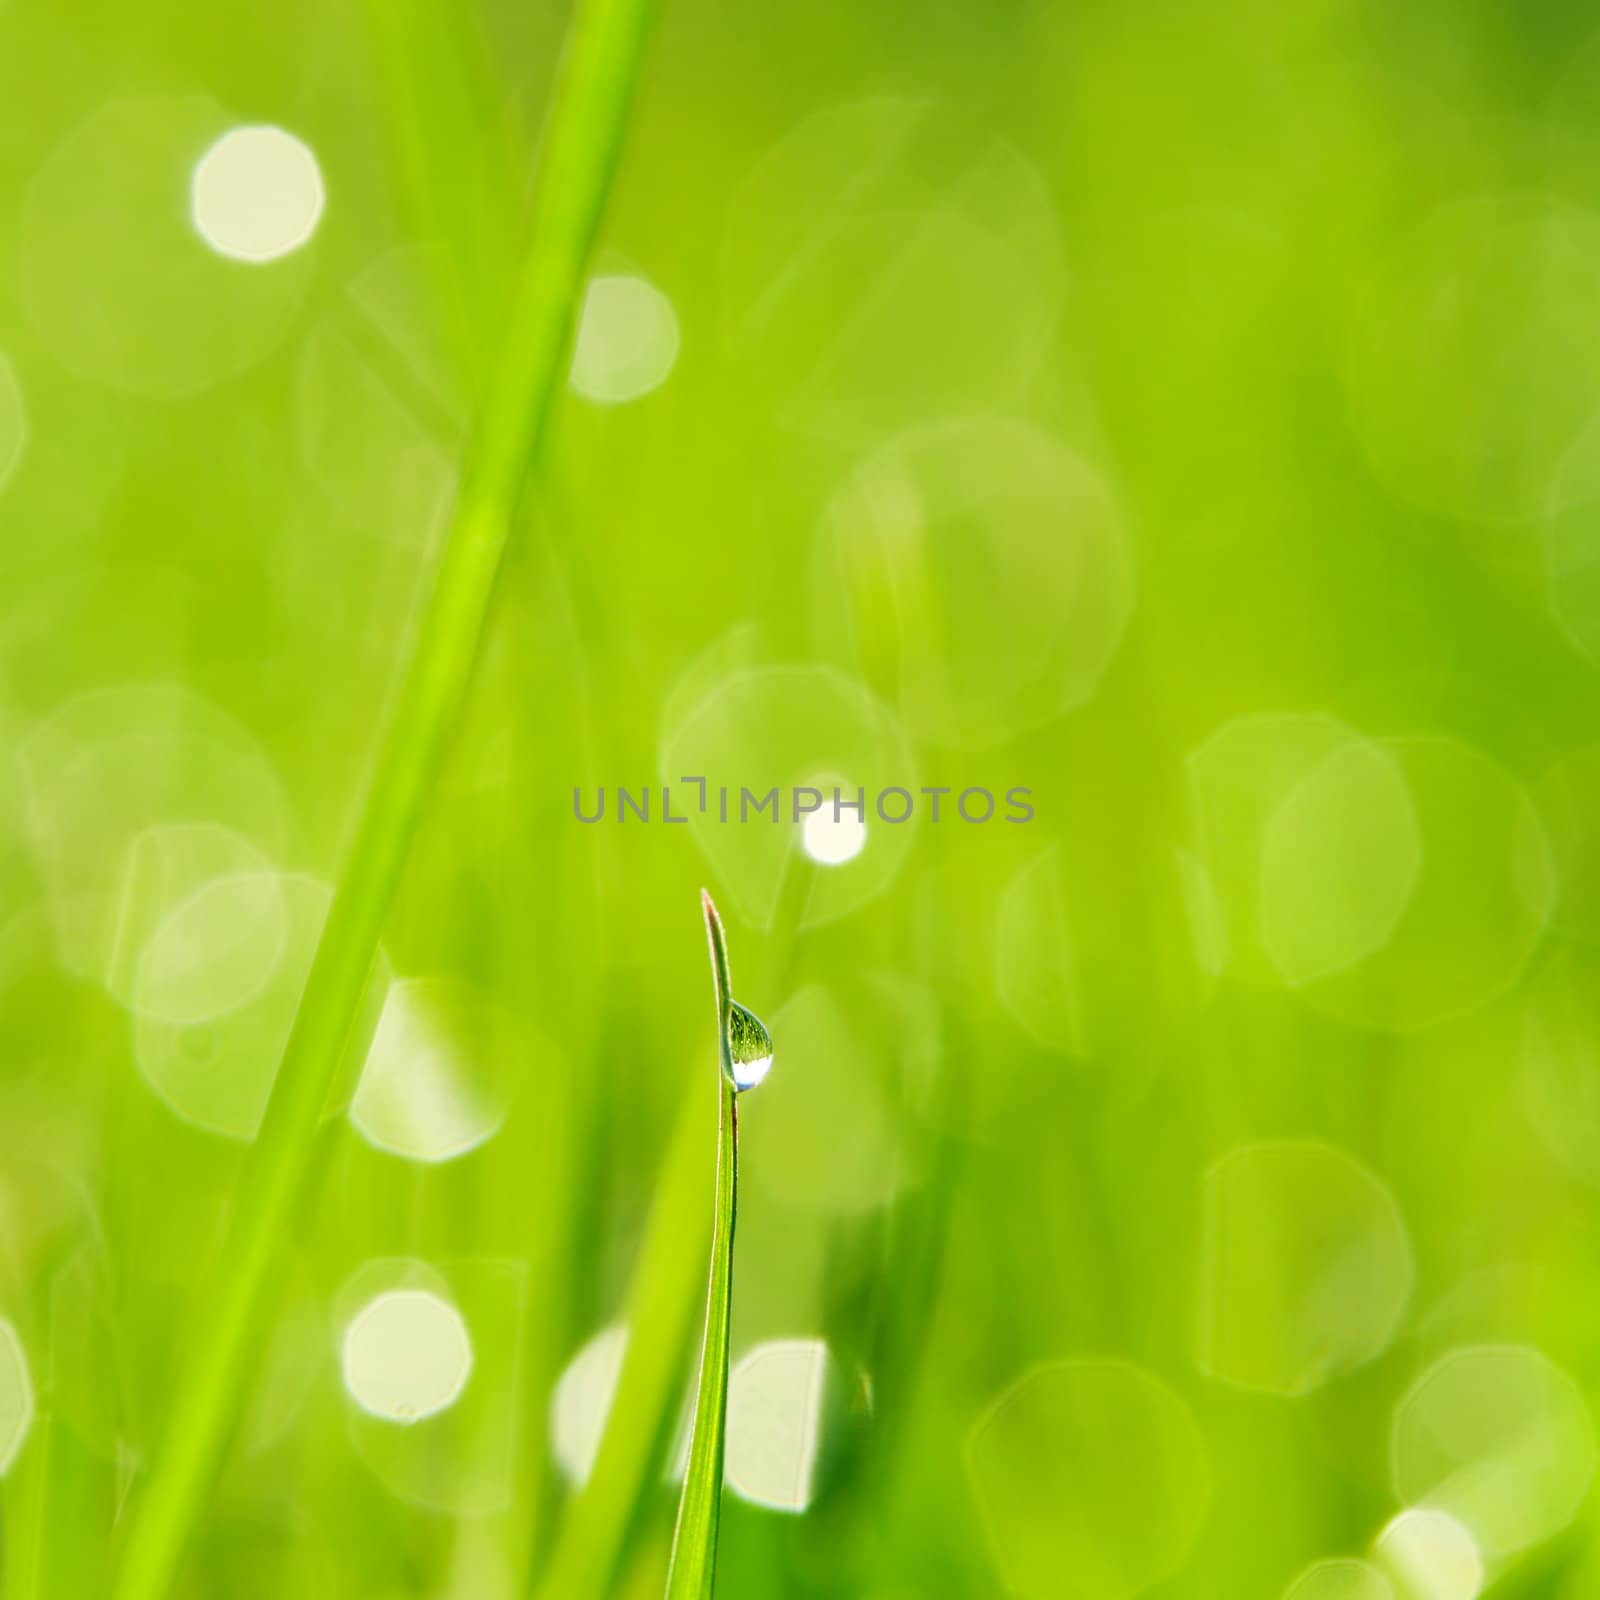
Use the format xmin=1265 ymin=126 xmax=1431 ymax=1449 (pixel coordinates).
xmin=726 ymin=1000 xmax=774 ymax=1092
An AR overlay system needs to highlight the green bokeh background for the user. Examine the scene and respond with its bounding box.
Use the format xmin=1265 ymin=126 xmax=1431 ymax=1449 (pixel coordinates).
xmin=4 ymin=0 xmax=1600 ymax=1596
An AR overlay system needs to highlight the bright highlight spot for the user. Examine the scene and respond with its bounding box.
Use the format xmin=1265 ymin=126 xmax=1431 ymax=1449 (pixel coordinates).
xmin=0 ymin=1320 xmax=34 ymax=1475
xmin=341 ymin=1289 xmax=473 ymax=1425
xmin=660 ymin=663 xmax=918 ymax=931
xmin=191 ymin=125 xmax=325 ymax=262
xmin=1375 ymin=1509 xmax=1482 ymax=1600
xmin=350 ymin=977 xmax=524 ymax=1163
xmin=550 ymin=1324 xmax=628 ymax=1487
xmin=725 ymin=1340 xmax=837 ymax=1512
xmin=801 ymin=802 xmax=867 ymax=865
xmin=569 ymin=273 xmax=679 ymax=403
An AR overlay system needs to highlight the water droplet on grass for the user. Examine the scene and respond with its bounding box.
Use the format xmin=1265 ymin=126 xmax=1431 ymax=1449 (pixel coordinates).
xmin=727 ymin=1000 xmax=774 ymax=1091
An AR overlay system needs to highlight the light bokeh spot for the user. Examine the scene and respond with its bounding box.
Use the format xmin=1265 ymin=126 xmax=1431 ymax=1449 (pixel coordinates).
xmin=1374 ymin=1510 xmax=1482 ymax=1600
xmin=1285 ymin=1558 xmax=1394 ymax=1600
xmin=336 ymin=1258 xmax=526 ymax=1513
xmin=801 ymin=794 xmax=867 ymax=866
xmin=1186 ymin=720 xmax=1555 ymax=1027
xmin=1297 ymin=738 xmax=1555 ymax=1030
xmin=1259 ymin=738 xmax=1421 ymax=986
xmin=550 ymin=1323 xmax=628 ymax=1488
xmin=21 ymin=97 xmax=316 ymax=394
xmin=1198 ymin=1142 xmax=1413 ymax=1395
xmin=725 ymin=1339 xmax=838 ymax=1512
xmin=1521 ymin=955 xmax=1600 ymax=1183
xmin=106 ymin=821 xmax=276 ymax=1015
xmin=570 ymin=273 xmax=680 ymax=403
xmin=814 ymin=418 xmax=1134 ymax=749
xmin=1391 ymin=1345 xmax=1596 ymax=1555
xmin=1184 ymin=715 xmax=1358 ymax=981
xmin=17 ymin=685 xmax=289 ymax=993
xmin=967 ymin=1359 xmax=1210 ymax=1600
xmin=295 ymin=246 xmax=463 ymax=554
xmin=135 ymin=873 xmax=388 ymax=1141
xmin=0 ymin=1319 xmax=34 ymax=1475
xmin=125 ymin=847 xmax=286 ymax=1025
xmin=660 ymin=664 xmax=917 ymax=931
xmin=191 ymin=125 xmax=324 ymax=262
xmin=995 ymin=844 xmax=1085 ymax=1055
xmin=723 ymin=97 xmax=1065 ymax=441
xmin=350 ymin=977 xmax=526 ymax=1163
xmin=0 ymin=353 xmax=25 ymax=493
xmin=1348 ymin=195 xmax=1600 ymax=527
xmin=341 ymin=1289 xmax=473 ymax=1425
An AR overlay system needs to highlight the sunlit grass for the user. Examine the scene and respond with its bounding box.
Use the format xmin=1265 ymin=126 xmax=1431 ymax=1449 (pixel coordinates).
xmin=6 ymin=0 xmax=1600 ymax=1596
xmin=663 ymin=891 xmax=771 ymax=1599
xmin=108 ymin=0 xmax=658 ymax=1592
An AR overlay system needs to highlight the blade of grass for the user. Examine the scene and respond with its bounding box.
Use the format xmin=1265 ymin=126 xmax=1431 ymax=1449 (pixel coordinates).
xmin=362 ymin=0 xmax=521 ymax=377
xmin=531 ymin=1062 xmax=714 ymax=1600
xmin=108 ymin=2 xmax=659 ymax=1594
xmin=663 ymin=892 xmax=740 ymax=1600
xmin=532 ymin=876 xmax=799 ymax=1600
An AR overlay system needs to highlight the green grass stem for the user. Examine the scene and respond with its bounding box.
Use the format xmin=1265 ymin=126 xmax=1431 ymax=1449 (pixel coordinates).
xmin=662 ymin=891 xmax=740 ymax=1600
xmin=108 ymin=3 xmax=658 ymax=1594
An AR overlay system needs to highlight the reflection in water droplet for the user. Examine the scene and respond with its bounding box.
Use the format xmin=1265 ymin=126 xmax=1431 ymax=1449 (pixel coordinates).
xmin=727 ymin=1000 xmax=774 ymax=1091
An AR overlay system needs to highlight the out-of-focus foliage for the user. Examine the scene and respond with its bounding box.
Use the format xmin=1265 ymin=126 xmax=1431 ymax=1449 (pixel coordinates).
xmin=3 ymin=0 xmax=1600 ymax=1596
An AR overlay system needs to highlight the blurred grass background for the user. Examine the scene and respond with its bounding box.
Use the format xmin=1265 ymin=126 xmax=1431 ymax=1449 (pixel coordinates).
xmin=3 ymin=0 xmax=1600 ymax=1596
